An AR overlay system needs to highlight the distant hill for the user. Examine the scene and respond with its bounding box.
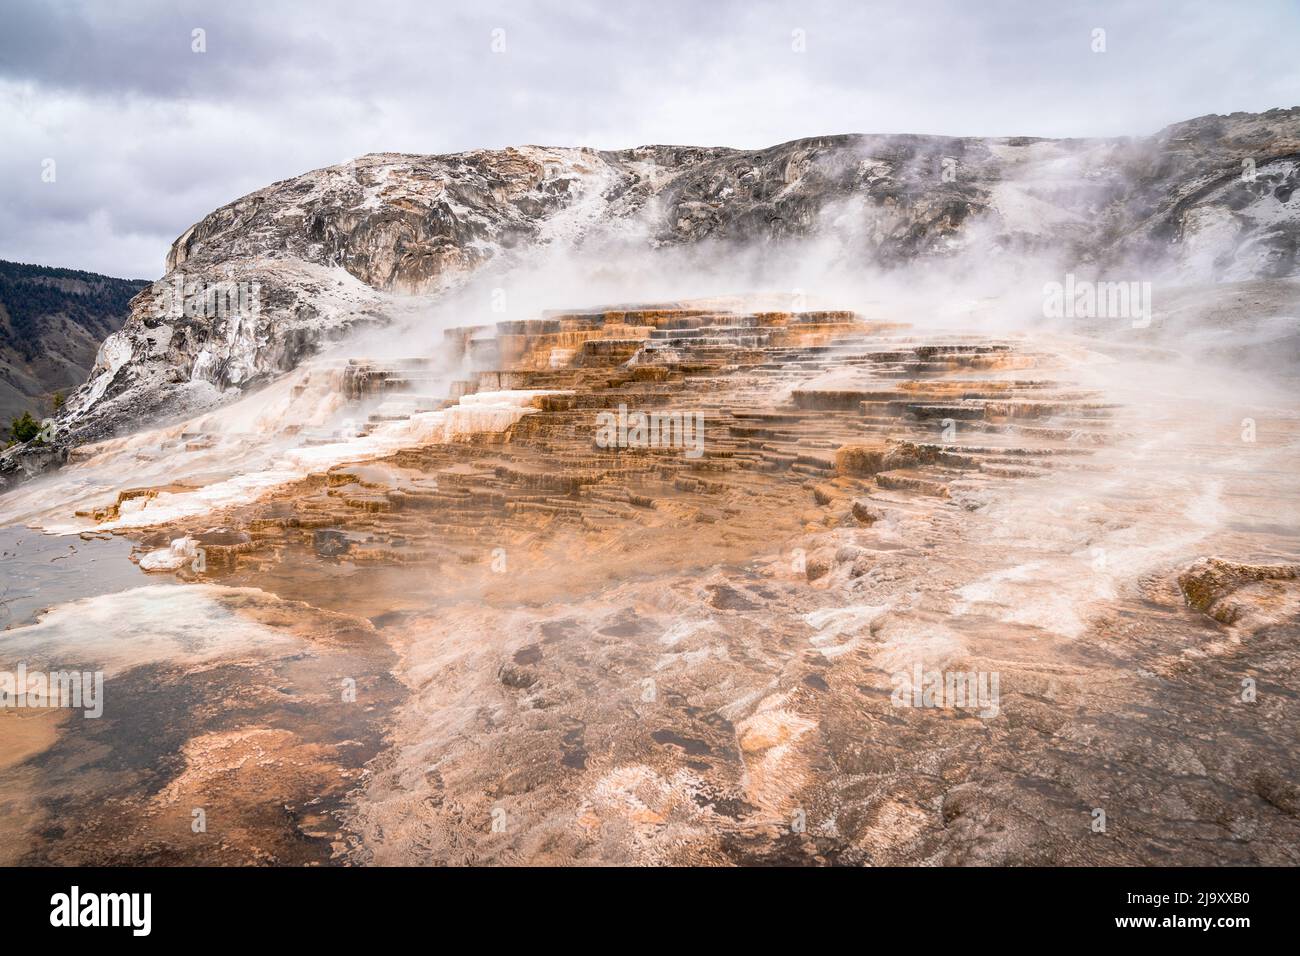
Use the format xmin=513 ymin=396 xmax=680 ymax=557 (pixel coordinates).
xmin=0 ymin=259 xmax=150 ymax=439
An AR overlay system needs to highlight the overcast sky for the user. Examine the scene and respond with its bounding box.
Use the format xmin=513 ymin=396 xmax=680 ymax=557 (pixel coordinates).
xmin=2 ymin=0 xmax=1298 ymax=279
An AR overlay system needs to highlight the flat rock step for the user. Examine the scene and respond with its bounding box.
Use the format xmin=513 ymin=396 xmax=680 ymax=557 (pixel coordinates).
xmin=875 ymin=469 xmax=951 ymax=497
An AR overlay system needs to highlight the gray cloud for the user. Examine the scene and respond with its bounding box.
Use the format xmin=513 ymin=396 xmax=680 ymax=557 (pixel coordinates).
xmin=2 ymin=0 xmax=1298 ymax=278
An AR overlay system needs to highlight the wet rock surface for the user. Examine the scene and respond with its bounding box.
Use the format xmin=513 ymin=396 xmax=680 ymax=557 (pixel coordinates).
xmin=20 ymin=300 xmax=1294 ymax=865
xmin=0 ymin=586 xmax=402 ymax=865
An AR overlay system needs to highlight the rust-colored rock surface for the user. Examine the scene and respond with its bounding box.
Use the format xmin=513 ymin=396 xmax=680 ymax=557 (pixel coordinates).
xmin=4 ymin=298 xmax=1295 ymax=866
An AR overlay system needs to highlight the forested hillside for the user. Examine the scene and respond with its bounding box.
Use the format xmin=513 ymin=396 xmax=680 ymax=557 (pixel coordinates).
xmin=0 ymin=259 xmax=149 ymax=439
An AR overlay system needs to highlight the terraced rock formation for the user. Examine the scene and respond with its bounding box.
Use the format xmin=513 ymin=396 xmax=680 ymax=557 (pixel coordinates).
xmin=13 ymin=301 xmax=1293 ymax=866
xmin=5 ymin=107 xmax=1298 ymax=490
xmin=106 ymin=305 xmax=1114 ymax=569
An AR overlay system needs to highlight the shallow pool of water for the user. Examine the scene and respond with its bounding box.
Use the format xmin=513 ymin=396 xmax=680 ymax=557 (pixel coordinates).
xmin=0 ymin=526 xmax=144 ymax=630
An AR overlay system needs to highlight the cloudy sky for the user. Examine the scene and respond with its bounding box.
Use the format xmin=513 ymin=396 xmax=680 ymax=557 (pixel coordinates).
xmin=2 ymin=0 xmax=1298 ymax=278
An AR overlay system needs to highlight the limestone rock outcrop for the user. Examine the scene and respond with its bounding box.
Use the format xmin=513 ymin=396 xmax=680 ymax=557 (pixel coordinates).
xmin=4 ymin=108 xmax=1299 ymax=486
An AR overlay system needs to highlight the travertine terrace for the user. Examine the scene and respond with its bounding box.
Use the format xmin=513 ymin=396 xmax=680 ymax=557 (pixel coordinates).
xmin=83 ymin=303 xmax=1115 ymax=577
xmin=6 ymin=301 xmax=1297 ymax=866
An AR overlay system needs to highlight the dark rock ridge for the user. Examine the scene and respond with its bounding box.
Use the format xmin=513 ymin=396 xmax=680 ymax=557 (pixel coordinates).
xmin=3 ymin=108 xmax=1299 ymax=485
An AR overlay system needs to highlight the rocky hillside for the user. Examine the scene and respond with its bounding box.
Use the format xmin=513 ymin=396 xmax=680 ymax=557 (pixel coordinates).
xmin=0 ymin=260 xmax=147 ymax=439
xmin=3 ymin=107 xmax=1298 ymax=481
xmin=164 ymin=108 xmax=1300 ymax=288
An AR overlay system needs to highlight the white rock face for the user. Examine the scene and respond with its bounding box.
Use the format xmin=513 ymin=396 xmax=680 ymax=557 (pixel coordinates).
xmin=61 ymin=260 xmax=390 ymax=444
xmin=137 ymin=536 xmax=198 ymax=572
